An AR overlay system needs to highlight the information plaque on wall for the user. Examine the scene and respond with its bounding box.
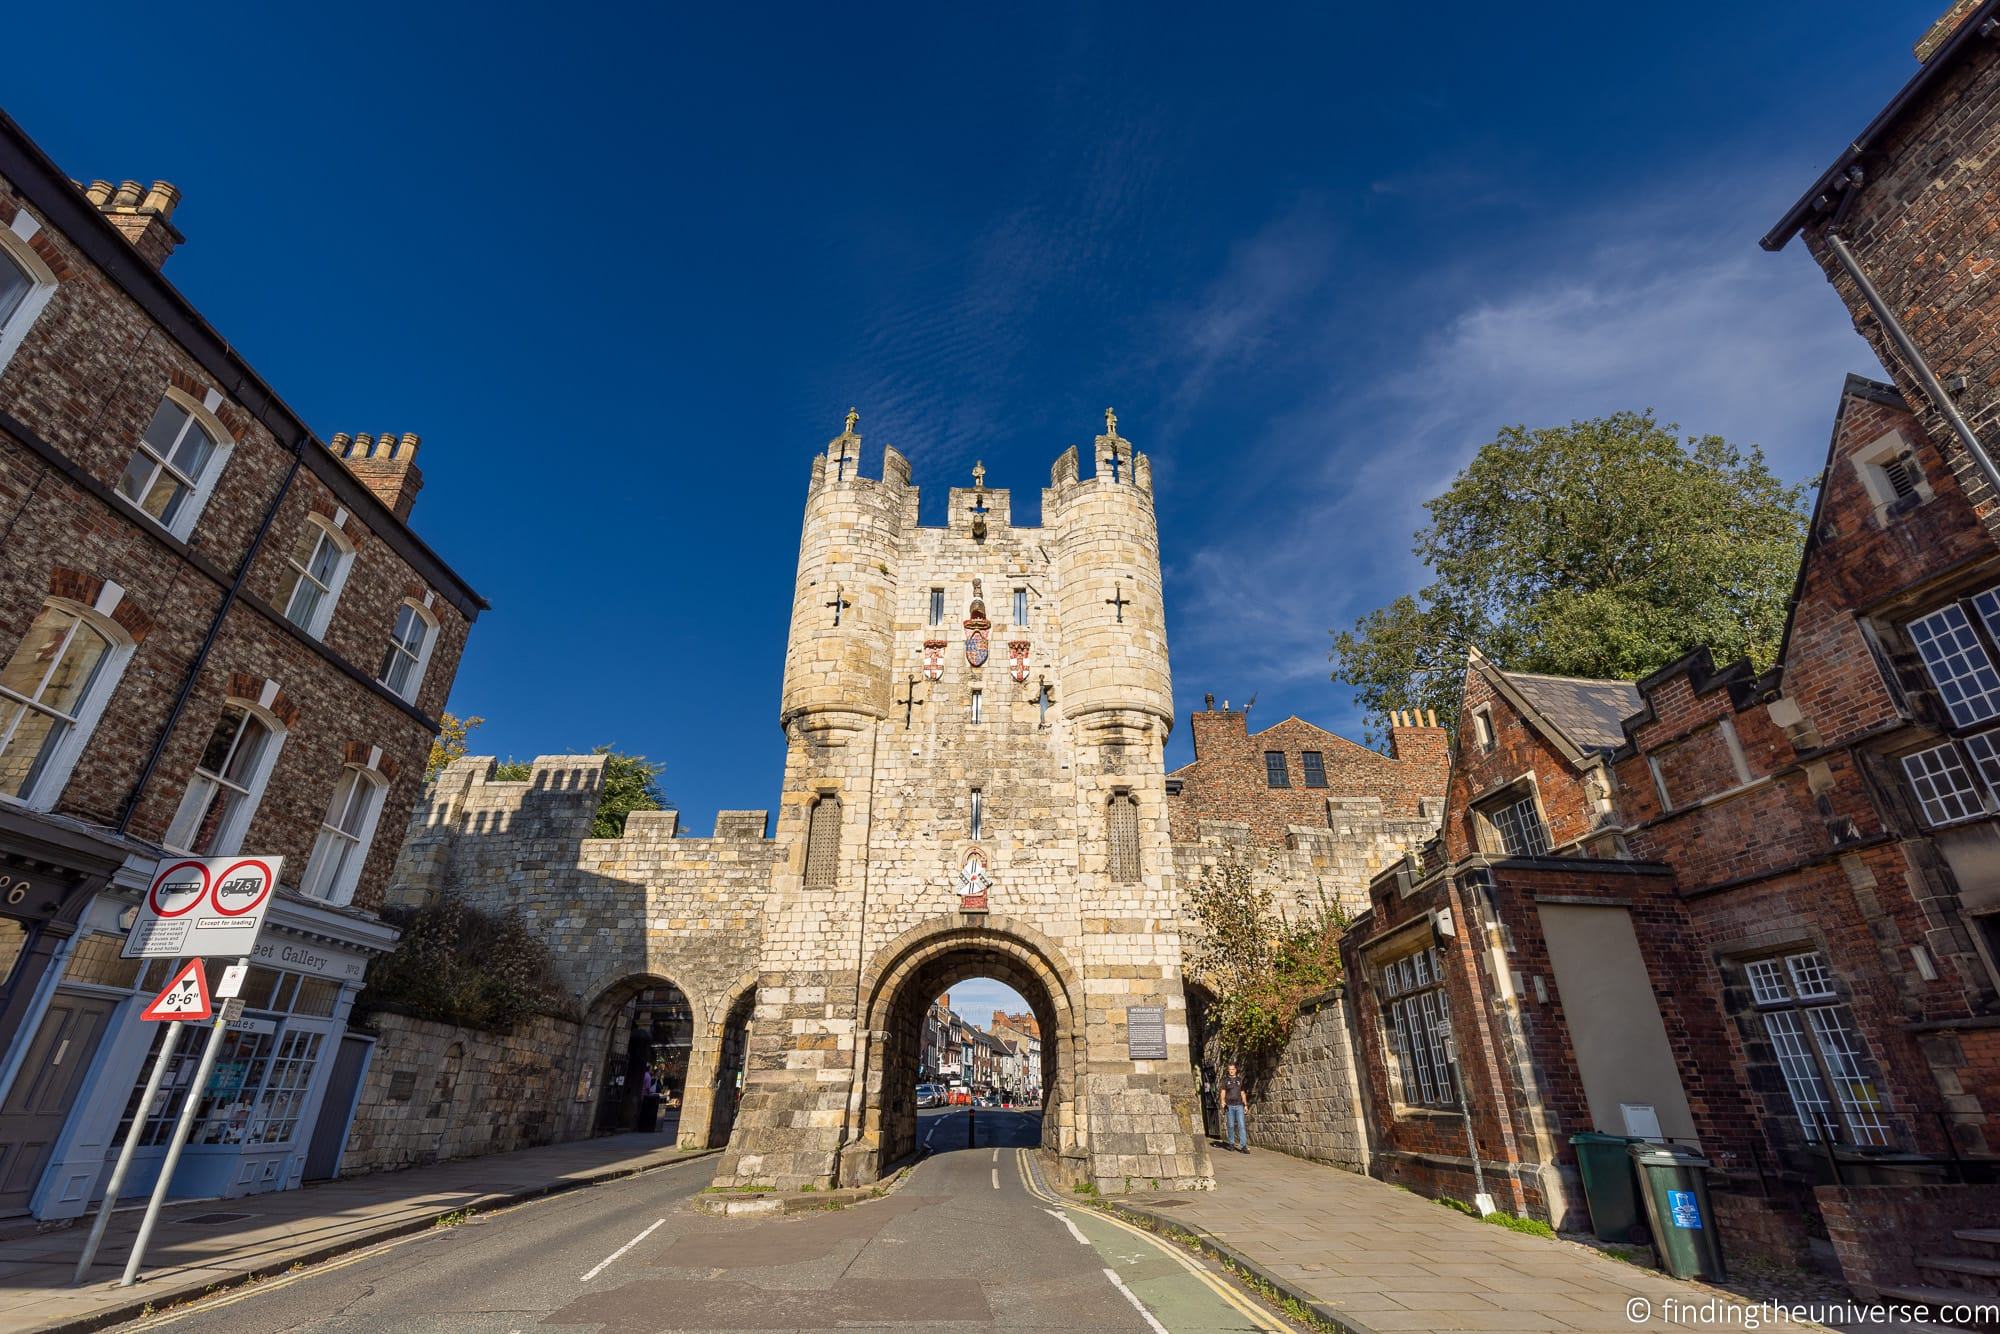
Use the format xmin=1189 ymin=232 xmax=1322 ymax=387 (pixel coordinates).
xmin=1127 ymin=1005 xmax=1168 ymax=1061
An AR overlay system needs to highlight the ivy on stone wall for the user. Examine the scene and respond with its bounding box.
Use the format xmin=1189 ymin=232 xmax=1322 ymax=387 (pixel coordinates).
xmin=1184 ymin=857 xmax=1347 ymax=1056
xmin=357 ymin=895 xmax=579 ymax=1034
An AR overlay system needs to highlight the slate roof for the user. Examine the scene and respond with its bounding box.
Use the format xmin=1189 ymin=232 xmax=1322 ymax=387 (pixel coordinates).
xmin=1501 ymin=671 xmax=1642 ymax=754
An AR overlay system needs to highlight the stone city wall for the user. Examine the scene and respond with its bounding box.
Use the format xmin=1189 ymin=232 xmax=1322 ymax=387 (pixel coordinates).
xmin=340 ymin=1010 xmax=582 ymax=1176
xmin=1239 ymin=987 xmax=1369 ymax=1171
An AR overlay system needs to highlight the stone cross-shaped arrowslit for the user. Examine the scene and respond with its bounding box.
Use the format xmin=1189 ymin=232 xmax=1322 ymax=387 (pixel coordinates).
xmin=825 ymin=585 xmax=850 ymax=626
xmin=834 ymin=445 xmax=854 ymax=481
xmin=1105 ymin=582 xmax=1129 ymax=623
xmin=1105 ymin=448 xmax=1124 ymax=483
xmin=896 ymin=675 xmax=925 ymax=728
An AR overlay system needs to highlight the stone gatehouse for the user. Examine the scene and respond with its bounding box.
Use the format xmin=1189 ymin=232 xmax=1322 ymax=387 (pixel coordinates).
xmin=384 ymin=411 xmax=1442 ymax=1192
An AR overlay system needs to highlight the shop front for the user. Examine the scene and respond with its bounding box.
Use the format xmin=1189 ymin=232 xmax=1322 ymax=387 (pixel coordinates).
xmin=24 ymin=884 xmax=395 ymax=1220
xmin=0 ymin=810 xmax=132 ymax=1218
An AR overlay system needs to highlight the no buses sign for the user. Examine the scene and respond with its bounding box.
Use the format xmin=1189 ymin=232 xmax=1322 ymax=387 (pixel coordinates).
xmin=121 ymin=856 xmax=282 ymax=959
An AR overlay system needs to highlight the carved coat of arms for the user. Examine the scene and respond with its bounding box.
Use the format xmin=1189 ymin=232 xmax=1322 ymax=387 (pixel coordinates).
xmin=1007 ymin=640 xmax=1030 ymax=684
xmin=922 ymin=640 xmax=946 ymax=682
xmin=958 ymin=850 xmax=992 ymax=911
xmin=964 ymin=597 xmax=990 ymax=669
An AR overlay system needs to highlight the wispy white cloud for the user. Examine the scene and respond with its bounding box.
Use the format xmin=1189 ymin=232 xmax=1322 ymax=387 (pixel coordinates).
xmin=1162 ymin=168 xmax=1879 ymax=741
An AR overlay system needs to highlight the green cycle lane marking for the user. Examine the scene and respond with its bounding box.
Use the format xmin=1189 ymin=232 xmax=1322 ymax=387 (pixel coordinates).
xmin=1060 ymin=1199 xmax=1277 ymax=1333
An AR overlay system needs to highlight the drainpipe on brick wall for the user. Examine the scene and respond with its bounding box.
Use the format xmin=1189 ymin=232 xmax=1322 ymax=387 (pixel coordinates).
xmin=1822 ymin=216 xmax=2000 ymax=499
xmin=116 ymin=430 xmax=310 ymax=835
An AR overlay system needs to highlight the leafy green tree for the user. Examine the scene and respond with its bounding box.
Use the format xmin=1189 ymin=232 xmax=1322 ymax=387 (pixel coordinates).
xmin=1331 ymin=411 xmax=1808 ymax=728
xmin=1184 ymin=857 xmax=1347 ymax=1056
xmin=591 ymin=746 xmax=667 ymax=838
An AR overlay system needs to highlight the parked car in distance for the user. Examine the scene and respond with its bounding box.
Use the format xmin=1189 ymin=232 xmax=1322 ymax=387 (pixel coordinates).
xmin=916 ymin=1083 xmax=940 ymax=1108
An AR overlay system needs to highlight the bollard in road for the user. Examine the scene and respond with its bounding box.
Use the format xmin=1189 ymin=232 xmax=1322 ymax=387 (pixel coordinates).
xmin=967 ymin=1101 xmax=976 ymax=1149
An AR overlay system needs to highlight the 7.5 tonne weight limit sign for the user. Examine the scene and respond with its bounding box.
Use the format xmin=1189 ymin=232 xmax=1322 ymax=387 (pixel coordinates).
xmin=122 ymin=856 xmax=282 ymax=959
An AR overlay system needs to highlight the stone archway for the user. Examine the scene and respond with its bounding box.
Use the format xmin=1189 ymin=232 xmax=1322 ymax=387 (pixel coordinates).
xmin=838 ymin=915 xmax=1085 ymax=1185
xmin=689 ymin=971 xmax=759 ymax=1149
xmin=577 ymin=972 xmax=706 ymax=1140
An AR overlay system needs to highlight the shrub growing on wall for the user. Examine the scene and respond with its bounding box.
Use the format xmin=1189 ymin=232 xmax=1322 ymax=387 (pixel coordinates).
xmin=358 ymin=895 xmax=578 ymax=1033
xmin=1184 ymin=857 xmax=1347 ymax=1056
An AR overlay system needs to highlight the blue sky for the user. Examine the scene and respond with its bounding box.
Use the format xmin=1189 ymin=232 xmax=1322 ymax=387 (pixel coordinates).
xmin=8 ymin=1 xmax=1923 ymax=834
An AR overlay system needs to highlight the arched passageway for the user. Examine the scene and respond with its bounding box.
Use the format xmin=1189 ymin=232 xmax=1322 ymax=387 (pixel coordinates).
xmin=707 ymin=987 xmax=756 ymax=1147
xmin=844 ymin=918 xmax=1083 ymax=1184
xmin=1183 ymin=979 xmax=1221 ymax=1142
xmin=586 ymin=976 xmax=697 ymax=1138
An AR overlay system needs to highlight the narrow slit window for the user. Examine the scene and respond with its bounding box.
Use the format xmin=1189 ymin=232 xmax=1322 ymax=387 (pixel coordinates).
xmin=928 ymin=588 xmax=945 ymax=627
xmin=804 ymin=794 xmax=841 ymax=890
xmin=1108 ymin=792 xmax=1141 ymax=883
xmin=970 ymin=788 xmax=983 ymax=841
xmin=1013 ymin=588 xmax=1028 ymax=626
xmin=970 ymin=689 xmax=983 ymax=723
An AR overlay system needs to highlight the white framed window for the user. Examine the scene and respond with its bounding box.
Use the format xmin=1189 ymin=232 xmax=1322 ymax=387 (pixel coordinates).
xmin=0 ymin=600 xmax=131 ymax=809
xmin=1744 ymin=950 xmax=1892 ymax=1147
xmin=282 ymin=517 xmax=354 ymax=639
xmin=114 ymin=393 xmax=232 ymax=539
xmin=377 ymin=601 xmax=437 ymax=701
xmin=300 ymin=764 xmax=386 ymax=906
xmin=163 ymin=701 xmax=285 ymax=855
xmin=1907 ymin=602 xmax=2000 ymax=727
xmin=0 ymin=221 xmax=59 ymax=376
xmin=1901 ymin=742 xmax=1988 ymax=826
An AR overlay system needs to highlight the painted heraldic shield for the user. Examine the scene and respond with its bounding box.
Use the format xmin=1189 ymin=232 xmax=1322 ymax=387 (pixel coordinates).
xmin=923 ymin=640 xmax=946 ymax=681
xmin=1008 ymin=640 xmax=1030 ymax=683
xmin=964 ymin=598 xmax=991 ymax=668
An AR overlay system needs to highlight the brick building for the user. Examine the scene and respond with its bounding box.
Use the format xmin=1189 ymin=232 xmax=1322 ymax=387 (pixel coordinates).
xmin=1338 ymin=0 xmax=2000 ymax=1293
xmin=0 ymin=109 xmax=484 ymax=1219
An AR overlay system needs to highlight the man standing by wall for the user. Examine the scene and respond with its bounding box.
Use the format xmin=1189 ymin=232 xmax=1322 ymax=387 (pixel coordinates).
xmin=1221 ymin=1063 xmax=1249 ymax=1153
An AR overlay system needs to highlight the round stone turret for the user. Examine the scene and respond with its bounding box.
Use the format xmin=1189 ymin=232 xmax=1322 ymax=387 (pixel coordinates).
xmin=779 ymin=413 xmax=908 ymax=732
xmin=1047 ymin=413 xmax=1172 ymax=749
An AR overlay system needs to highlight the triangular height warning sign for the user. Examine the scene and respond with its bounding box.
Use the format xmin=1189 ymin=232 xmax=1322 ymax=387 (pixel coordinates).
xmin=140 ymin=958 xmax=212 ymax=1022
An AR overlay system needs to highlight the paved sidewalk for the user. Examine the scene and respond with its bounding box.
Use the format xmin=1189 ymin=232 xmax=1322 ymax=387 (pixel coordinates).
xmin=1113 ymin=1149 xmax=1809 ymax=1333
xmin=0 ymin=1133 xmax=716 ymax=1334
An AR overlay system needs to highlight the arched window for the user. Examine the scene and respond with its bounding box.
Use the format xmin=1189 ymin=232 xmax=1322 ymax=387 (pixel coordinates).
xmin=301 ymin=764 xmax=386 ymax=905
xmin=163 ymin=699 xmax=286 ymax=855
xmin=282 ymin=516 xmax=354 ymax=639
xmin=114 ymin=390 xmax=234 ymax=539
xmin=803 ymin=793 xmax=840 ymax=890
xmin=0 ymin=599 xmax=131 ymax=809
xmin=0 ymin=224 xmax=58 ymax=376
xmin=1107 ymin=791 xmax=1141 ymax=884
xmin=377 ymin=600 xmax=437 ymax=701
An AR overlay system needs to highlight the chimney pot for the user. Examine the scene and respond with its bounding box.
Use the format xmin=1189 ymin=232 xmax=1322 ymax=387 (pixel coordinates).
xmin=111 ymin=181 xmax=144 ymax=209
xmin=1203 ymin=693 xmax=1215 ymax=711
xmin=85 ymin=180 xmax=114 ymax=206
xmin=140 ymin=181 xmax=180 ymax=219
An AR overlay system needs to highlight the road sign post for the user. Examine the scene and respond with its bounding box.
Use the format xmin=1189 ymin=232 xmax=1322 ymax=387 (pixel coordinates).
xmin=73 ymin=1019 xmax=182 ymax=1283
xmin=92 ymin=853 xmax=280 ymax=1288
xmin=121 ymin=985 xmax=240 ymax=1286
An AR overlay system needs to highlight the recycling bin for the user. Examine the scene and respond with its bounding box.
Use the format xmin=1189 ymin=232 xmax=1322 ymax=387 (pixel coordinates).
xmin=1628 ymin=1142 xmax=1726 ymax=1282
xmin=1570 ymin=1132 xmax=1644 ymax=1243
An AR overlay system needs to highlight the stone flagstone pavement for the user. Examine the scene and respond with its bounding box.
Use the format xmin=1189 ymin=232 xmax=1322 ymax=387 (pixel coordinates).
xmin=1114 ymin=1148 xmax=1833 ymax=1334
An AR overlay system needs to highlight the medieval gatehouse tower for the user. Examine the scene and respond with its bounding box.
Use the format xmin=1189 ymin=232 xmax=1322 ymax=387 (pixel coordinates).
xmin=713 ymin=410 xmax=1212 ymax=1190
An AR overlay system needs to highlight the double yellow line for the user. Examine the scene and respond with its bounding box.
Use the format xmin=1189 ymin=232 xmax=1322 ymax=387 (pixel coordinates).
xmin=1015 ymin=1148 xmax=1285 ymax=1332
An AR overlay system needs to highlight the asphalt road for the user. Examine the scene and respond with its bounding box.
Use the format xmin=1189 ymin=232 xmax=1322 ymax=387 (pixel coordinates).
xmin=116 ymin=1110 xmax=1278 ymax=1333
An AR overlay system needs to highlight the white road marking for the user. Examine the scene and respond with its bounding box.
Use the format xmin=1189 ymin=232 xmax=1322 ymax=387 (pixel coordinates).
xmin=991 ymin=1167 xmax=1000 ymax=1190
xmin=1103 ymin=1265 xmax=1169 ymax=1334
xmin=991 ymin=1149 xmax=998 ymax=1163
xmin=1044 ymin=1207 xmax=1090 ymax=1244
xmin=579 ymin=1217 xmax=663 ymax=1282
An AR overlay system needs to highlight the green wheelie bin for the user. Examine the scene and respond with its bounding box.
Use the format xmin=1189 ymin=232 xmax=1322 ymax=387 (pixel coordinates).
xmin=1570 ymin=1131 xmax=1644 ymax=1243
xmin=1628 ymin=1142 xmax=1726 ymax=1281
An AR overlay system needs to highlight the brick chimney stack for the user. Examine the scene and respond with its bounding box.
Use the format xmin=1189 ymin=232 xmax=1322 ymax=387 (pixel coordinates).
xmin=83 ymin=179 xmax=182 ymax=268
xmin=329 ymin=430 xmax=425 ymax=521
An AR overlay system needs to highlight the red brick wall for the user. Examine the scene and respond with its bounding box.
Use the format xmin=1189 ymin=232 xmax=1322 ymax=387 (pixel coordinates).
xmin=1167 ymin=709 xmax=1446 ymax=845
xmin=0 ymin=167 xmax=477 ymax=913
xmin=1444 ymin=667 xmax=1598 ymax=861
xmin=1798 ymin=32 xmax=2000 ymax=526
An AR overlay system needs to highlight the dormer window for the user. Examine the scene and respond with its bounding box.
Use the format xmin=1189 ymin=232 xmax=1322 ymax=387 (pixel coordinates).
xmin=1479 ymin=786 xmax=1551 ymax=856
